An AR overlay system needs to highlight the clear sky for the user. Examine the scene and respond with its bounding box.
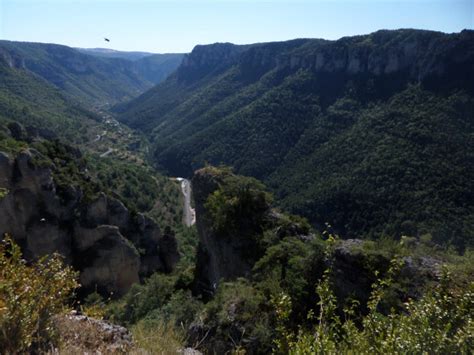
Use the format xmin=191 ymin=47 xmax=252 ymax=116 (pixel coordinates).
xmin=0 ymin=0 xmax=472 ymax=53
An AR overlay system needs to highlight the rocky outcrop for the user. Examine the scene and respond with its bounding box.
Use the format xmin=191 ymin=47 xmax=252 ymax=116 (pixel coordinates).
xmin=331 ymin=239 xmax=442 ymax=311
xmin=192 ymin=168 xmax=259 ymax=297
xmin=192 ymin=167 xmax=299 ymax=298
xmin=176 ymin=29 xmax=474 ymax=91
xmin=273 ymin=29 xmax=474 ymax=88
xmin=0 ymin=149 xmax=179 ymax=296
xmin=191 ymin=166 xmax=441 ymax=305
xmin=179 ymin=42 xmax=250 ymax=82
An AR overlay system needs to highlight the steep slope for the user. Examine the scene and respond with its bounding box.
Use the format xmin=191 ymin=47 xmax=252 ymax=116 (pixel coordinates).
xmin=78 ymin=48 xmax=184 ymax=84
xmin=0 ymin=47 xmax=184 ymax=231
xmin=0 ymin=137 xmax=180 ymax=296
xmin=133 ymin=53 xmax=185 ymax=84
xmin=118 ymin=29 xmax=474 ymax=247
xmin=0 ymin=55 xmax=103 ymax=143
xmin=0 ymin=41 xmax=182 ymax=106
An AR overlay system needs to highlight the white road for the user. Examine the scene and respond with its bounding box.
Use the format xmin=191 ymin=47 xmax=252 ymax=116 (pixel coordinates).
xmin=99 ymin=148 xmax=114 ymax=158
xmin=178 ymin=178 xmax=196 ymax=227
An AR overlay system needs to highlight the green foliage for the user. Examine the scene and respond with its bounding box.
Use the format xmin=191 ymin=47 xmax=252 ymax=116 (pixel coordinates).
xmin=118 ymin=30 xmax=474 ymax=249
xmin=199 ymin=279 xmax=274 ymax=353
xmin=0 ymin=57 xmax=106 ymax=144
xmin=274 ymin=255 xmax=474 ymax=354
xmin=148 ymin=289 xmax=202 ymax=328
xmin=0 ymin=235 xmax=79 ymax=353
xmin=31 ymin=139 xmax=104 ymax=203
xmin=205 ymin=171 xmax=272 ymax=237
xmin=89 ymin=155 xmax=183 ymax=227
xmin=109 ymin=273 xmax=177 ymax=325
xmin=0 ymin=136 xmax=28 ymax=154
xmin=254 ymin=237 xmax=326 ymax=321
xmin=174 ymin=225 xmax=199 ymax=267
xmin=0 ymin=187 xmax=8 ymax=200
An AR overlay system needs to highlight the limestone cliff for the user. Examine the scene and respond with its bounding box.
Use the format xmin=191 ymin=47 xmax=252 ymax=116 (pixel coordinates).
xmin=191 ymin=167 xmax=309 ymax=297
xmin=192 ymin=167 xmax=257 ymax=296
xmin=0 ymin=148 xmax=179 ymax=296
xmin=179 ymin=29 xmax=474 ymax=90
xmin=191 ymin=167 xmax=441 ymax=303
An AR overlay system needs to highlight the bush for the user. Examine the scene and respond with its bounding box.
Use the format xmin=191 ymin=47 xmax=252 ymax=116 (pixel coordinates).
xmin=0 ymin=235 xmax=78 ymax=353
xmin=197 ymin=279 xmax=274 ymax=353
xmin=275 ymin=257 xmax=474 ymax=354
xmin=205 ymin=172 xmax=272 ymax=237
xmin=107 ymin=273 xmax=176 ymax=325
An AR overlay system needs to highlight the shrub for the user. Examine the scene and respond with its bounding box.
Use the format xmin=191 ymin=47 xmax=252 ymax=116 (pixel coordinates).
xmin=274 ymin=257 xmax=474 ymax=354
xmin=0 ymin=235 xmax=79 ymax=353
xmin=197 ymin=279 xmax=274 ymax=353
xmin=107 ymin=273 xmax=176 ymax=325
xmin=0 ymin=187 xmax=8 ymax=200
xmin=205 ymin=173 xmax=272 ymax=237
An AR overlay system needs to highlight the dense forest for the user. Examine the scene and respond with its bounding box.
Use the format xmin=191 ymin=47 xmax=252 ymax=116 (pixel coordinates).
xmin=117 ymin=29 xmax=474 ymax=248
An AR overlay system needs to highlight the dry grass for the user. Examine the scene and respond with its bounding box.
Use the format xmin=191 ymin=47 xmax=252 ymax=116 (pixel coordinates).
xmin=130 ymin=319 xmax=186 ymax=355
xmin=51 ymin=314 xmax=133 ymax=354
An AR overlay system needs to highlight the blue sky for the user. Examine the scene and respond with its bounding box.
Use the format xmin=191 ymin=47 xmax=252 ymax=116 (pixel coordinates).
xmin=0 ymin=0 xmax=472 ymax=53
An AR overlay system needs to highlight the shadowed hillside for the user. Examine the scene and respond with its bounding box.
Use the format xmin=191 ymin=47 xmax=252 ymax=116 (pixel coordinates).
xmin=116 ymin=29 xmax=474 ymax=247
xmin=0 ymin=40 xmax=183 ymax=106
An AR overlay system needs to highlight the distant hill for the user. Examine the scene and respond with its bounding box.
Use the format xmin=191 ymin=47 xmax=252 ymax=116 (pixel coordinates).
xmin=116 ymin=29 xmax=474 ymax=247
xmin=0 ymin=53 xmax=101 ymax=143
xmin=0 ymin=48 xmax=183 ymax=230
xmin=0 ymin=41 xmax=183 ymax=106
xmin=77 ymin=48 xmax=184 ymax=84
xmin=76 ymin=47 xmax=155 ymax=61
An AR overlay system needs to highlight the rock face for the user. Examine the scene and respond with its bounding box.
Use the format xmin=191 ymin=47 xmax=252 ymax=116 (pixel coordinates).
xmin=193 ymin=169 xmax=246 ymax=296
xmin=179 ymin=42 xmax=249 ymax=82
xmin=331 ymin=239 xmax=442 ymax=310
xmin=178 ymin=29 xmax=474 ymax=91
xmin=191 ymin=166 xmax=441 ymax=305
xmin=0 ymin=149 xmax=179 ymax=296
xmin=191 ymin=167 xmax=273 ymax=297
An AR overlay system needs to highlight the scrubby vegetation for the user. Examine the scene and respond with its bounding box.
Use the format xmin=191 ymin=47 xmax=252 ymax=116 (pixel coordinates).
xmin=204 ymin=166 xmax=272 ymax=237
xmin=88 ymin=155 xmax=183 ymax=228
xmin=0 ymin=129 xmax=183 ymax=230
xmin=105 ymin=232 xmax=474 ymax=354
xmin=274 ymin=250 xmax=474 ymax=354
xmin=100 ymin=167 xmax=474 ymax=354
xmin=0 ymin=236 xmax=78 ymax=353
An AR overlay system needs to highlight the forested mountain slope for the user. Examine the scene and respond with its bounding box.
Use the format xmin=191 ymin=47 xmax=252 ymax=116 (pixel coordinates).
xmin=0 ymin=55 xmax=102 ymax=143
xmin=117 ymin=29 xmax=474 ymax=247
xmin=0 ymin=45 xmax=183 ymax=230
xmin=0 ymin=41 xmax=182 ymax=106
xmin=77 ymin=48 xmax=184 ymax=85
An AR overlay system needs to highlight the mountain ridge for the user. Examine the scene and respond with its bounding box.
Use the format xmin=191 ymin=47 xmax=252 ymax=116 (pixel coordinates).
xmin=0 ymin=40 xmax=184 ymax=106
xmin=116 ymin=29 xmax=474 ymax=247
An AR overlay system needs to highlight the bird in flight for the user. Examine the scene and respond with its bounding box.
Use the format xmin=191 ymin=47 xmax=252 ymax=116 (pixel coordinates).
xmin=104 ymin=38 xmax=110 ymax=42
